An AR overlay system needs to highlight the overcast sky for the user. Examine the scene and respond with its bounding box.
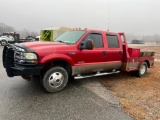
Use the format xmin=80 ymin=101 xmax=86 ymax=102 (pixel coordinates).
xmin=0 ymin=0 xmax=160 ymax=35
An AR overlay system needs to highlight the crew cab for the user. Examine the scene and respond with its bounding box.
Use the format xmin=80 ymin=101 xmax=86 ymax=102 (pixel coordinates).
xmin=3 ymin=29 xmax=155 ymax=92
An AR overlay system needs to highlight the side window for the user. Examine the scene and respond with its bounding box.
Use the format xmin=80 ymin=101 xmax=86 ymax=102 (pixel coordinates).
xmin=106 ymin=34 xmax=119 ymax=48
xmin=83 ymin=33 xmax=103 ymax=48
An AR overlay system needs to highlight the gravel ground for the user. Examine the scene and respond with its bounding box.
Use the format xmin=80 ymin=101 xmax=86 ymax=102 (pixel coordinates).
xmin=100 ymin=46 xmax=160 ymax=120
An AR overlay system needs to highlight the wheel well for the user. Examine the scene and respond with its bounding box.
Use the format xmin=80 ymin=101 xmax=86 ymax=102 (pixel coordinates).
xmin=44 ymin=60 xmax=72 ymax=76
xmin=144 ymin=60 xmax=150 ymax=68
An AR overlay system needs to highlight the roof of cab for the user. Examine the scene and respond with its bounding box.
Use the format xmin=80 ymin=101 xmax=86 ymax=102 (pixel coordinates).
xmin=71 ymin=29 xmax=119 ymax=35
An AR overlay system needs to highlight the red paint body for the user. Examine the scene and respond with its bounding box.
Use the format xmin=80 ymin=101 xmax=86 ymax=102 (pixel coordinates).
xmin=21 ymin=30 xmax=154 ymax=73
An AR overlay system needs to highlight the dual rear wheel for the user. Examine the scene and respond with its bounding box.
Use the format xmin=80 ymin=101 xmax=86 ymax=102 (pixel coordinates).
xmin=134 ymin=62 xmax=148 ymax=77
xmin=138 ymin=62 xmax=148 ymax=77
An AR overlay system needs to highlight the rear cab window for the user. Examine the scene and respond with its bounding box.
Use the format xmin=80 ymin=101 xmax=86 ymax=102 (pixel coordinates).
xmin=106 ymin=34 xmax=120 ymax=48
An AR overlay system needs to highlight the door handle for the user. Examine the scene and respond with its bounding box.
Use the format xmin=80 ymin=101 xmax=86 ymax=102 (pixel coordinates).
xmin=119 ymin=51 xmax=123 ymax=56
xmin=103 ymin=51 xmax=107 ymax=56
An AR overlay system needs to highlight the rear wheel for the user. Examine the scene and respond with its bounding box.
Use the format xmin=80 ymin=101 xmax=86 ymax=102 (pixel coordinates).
xmin=137 ymin=62 xmax=147 ymax=77
xmin=42 ymin=67 xmax=68 ymax=93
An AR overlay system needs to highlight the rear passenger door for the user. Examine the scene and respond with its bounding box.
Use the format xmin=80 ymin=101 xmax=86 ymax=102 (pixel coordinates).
xmin=105 ymin=34 xmax=123 ymax=70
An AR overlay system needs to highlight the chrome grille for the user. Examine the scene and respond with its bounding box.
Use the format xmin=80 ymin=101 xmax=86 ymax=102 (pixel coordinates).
xmin=14 ymin=51 xmax=22 ymax=59
xmin=13 ymin=46 xmax=25 ymax=64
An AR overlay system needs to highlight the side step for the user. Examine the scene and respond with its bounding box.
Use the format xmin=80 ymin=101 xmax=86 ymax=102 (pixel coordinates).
xmin=74 ymin=71 xmax=120 ymax=79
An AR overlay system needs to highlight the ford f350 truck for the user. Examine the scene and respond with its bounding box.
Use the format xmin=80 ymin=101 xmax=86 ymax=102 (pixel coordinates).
xmin=3 ymin=29 xmax=155 ymax=93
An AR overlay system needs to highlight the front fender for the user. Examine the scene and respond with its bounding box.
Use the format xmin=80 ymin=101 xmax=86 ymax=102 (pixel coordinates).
xmin=40 ymin=54 xmax=75 ymax=65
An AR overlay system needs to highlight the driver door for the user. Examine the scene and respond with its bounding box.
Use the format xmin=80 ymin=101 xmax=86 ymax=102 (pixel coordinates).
xmin=75 ymin=32 xmax=107 ymax=74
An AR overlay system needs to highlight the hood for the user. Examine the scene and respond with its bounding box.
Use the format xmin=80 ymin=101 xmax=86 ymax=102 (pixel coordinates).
xmin=17 ymin=41 xmax=70 ymax=52
xmin=14 ymin=41 xmax=76 ymax=63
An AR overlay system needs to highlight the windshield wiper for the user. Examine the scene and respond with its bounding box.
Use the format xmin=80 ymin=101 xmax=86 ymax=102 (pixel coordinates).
xmin=55 ymin=40 xmax=71 ymax=44
xmin=56 ymin=40 xmax=67 ymax=43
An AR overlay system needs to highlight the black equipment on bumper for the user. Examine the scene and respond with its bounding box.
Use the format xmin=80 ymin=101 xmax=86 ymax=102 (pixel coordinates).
xmin=3 ymin=45 xmax=43 ymax=77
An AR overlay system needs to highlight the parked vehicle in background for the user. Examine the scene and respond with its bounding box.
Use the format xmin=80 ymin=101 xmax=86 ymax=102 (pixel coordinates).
xmin=35 ymin=36 xmax=41 ymax=41
xmin=132 ymin=39 xmax=145 ymax=44
xmin=20 ymin=36 xmax=35 ymax=42
xmin=0 ymin=32 xmax=35 ymax=46
xmin=0 ymin=32 xmax=20 ymax=46
xmin=3 ymin=29 xmax=155 ymax=93
xmin=0 ymin=35 xmax=15 ymax=45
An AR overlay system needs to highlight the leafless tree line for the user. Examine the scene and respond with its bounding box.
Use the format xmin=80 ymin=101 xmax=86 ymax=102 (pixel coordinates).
xmin=0 ymin=23 xmax=15 ymax=35
xmin=16 ymin=29 xmax=39 ymax=38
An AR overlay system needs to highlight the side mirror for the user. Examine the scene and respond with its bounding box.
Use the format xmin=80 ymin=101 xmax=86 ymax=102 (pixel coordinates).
xmin=79 ymin=39 xmax=94 ymax=50
xmin=86 ymin=39 xmax=94 ymax=50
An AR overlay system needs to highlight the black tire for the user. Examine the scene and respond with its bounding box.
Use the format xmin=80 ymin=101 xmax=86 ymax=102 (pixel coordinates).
xmin=42 ymin=67 xmax=68 ymax=93
xmin=137 ymin=62 xmax=147 ymax=77
xmin=1 ymin=40 xmax=7 ymax=46
xmin=68 ymin=75 xmax=75 ymax=83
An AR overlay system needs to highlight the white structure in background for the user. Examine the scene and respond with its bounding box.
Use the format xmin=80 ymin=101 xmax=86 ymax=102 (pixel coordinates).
xmin=41 ymin=27 xmax=70 ymax=41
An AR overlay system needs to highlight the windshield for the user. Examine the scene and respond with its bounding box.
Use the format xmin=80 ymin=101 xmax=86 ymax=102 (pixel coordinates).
xmin=54 ymin=30 xmax=86 ymax=44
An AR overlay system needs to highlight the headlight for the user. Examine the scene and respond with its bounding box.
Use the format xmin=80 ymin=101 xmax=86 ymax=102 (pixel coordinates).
xmin=23 ymin=53 xmax=38 ymax=59
xmin=14 ymin=52 xmax=38 ymax=64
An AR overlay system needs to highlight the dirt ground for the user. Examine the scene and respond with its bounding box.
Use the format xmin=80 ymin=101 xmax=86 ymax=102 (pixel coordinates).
xmin=100 ymin=46 xmax=160 ymax=120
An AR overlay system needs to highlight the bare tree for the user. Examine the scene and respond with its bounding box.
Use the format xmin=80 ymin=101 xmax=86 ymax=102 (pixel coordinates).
xmin=0 ymin=23 xmax=39 ymax=39
xmin=0 ymin=23 xmax=15 ymax=35
xmin=16 ymin=29 xmax=39 ymax=38
xmin=30 ymin=31 xmax=39 ymax=37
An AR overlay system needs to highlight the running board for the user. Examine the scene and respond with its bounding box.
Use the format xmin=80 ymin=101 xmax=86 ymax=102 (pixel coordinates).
xmin=74 ymin=71 xmax=120 ymax=79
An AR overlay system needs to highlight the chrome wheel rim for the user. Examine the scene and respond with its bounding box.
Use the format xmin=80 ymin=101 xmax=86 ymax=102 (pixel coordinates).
xmin=140 ymin=64 xmax=146 ymax=75
xmin=49 ymin=72 xmax=64 ymax=88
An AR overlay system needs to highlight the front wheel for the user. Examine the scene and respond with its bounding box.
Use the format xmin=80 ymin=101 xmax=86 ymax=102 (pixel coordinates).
xmin=137 ymin=62 xmax=148 ymax=77
xmin=42 ymin=67 xmax=68 ymax=93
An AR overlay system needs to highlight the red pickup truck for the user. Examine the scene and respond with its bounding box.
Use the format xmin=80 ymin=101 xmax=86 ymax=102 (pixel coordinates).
xmin=3 ymin=29 xmax=155 ymax=92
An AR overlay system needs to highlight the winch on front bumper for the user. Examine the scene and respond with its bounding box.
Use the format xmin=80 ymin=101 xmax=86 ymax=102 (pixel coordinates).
xmin=3 ymin=44 xmax=43 ymax=77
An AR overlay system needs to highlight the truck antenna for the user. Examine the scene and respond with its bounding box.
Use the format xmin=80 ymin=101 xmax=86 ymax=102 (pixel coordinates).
xmin=107 ymin=0 xmax=110 ymax=31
